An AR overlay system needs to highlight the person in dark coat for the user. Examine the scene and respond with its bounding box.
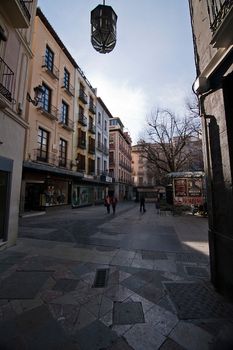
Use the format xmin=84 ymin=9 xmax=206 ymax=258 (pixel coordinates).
xmin=110 ymin=195 xmax=118 ymax=214
xmin=155 ymin=197 xmax=160 ymax=214
xmin=104 ymin=195 xmax=111 ymax=214
xmin=140 ymin=195 xmax=146 ymax=213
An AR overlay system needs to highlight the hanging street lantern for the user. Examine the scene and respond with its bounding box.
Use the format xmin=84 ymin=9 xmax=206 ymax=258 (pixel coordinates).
xmin=91 ymin=1 xmax=117 ymax=54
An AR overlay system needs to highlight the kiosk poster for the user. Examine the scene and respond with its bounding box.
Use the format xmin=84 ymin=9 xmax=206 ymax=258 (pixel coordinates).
xmin=174 ymin=179 xmax=187 ymax=196
xmin=187 ymin=179 xmax=202 ymax=196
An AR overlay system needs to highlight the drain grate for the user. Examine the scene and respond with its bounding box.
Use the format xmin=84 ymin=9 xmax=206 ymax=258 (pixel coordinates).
xmin=92 ymin=268 xmax=109 ymax=288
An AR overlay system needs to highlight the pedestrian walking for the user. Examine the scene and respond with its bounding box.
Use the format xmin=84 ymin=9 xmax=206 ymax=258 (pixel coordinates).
xmin=140 ymin=195 xmax=146 ymax=213
xmin=155 ymin=197 xmax=160 ymax=214
xmin=110 ymin=195 xmax=118 ymax=214
xmin=104 ymin=195 xmax=111 ymax=214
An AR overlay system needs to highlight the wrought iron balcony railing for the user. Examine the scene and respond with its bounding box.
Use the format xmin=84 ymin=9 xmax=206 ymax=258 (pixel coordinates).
xmin=58 ymin=116 xmax=74 ymax=131
xmin=42 ymin=56 xmax=59 ymax=80
xmin=88 ymin=146 xmax=95 ymax=154
xmin=207 ymin=0 xmax=233 ymax=32
xmin=0 ymin=57 xmax=14 ymax=103
xmin=89 ymin=101 xmax=96 ymax=114
xmin=32 ymin=149 xmax=71 ymax=170
xmin=62 ymin=82 xmax=75 ymax=96
xmin=1 ymin=0 xmax=32 ymax=28
xmin=88 ymin=124 xmax=96 ymax=134
xmin=77 ymin=139 xmax=86 ymax=149
xmin=78 ymin=112 xmax=87 ymax=126
xmin=37 ymin=102 xmax=58 ymax=120
xmin=19 ymin=0 xmax=31 ymax=22
xmin=79 ymin=89 xmax=88 ymax=104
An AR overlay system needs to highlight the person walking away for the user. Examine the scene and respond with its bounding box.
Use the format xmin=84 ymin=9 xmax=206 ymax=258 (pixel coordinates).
xmin=140 ymin=195 xmax=146 ymax=213
xmin=110 ymin=195 xmax=118 ymax=214
xmin=104 ymin=195 xmax=111 ymax=214
xmin=155 ymin=197 xmax=160 ymax=214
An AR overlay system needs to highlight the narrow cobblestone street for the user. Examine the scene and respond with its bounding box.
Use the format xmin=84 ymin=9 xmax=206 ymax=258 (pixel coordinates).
xmin=0 ymin=202 xmax=233 ymax=349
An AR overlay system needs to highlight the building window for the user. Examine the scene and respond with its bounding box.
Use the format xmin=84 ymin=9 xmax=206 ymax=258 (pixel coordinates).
xmin=98 ymin=112 xmax=101 ymax=124
xmin=45 ymin=45 xmax=54 ymax=72
xmin=104 ymin=160 xmax=107 ymax=172
xmin=37 ymin=127 xmax=49 ymax=162
xmin=61 ymin=101 xmax=69 ymax=124
xmin=64 ymin=68 xmax=70 ymax=90
xmin=109 ymin=151 xmax=114 ymax=164
xmin=77 ymin=153 xmax=85 ymax=172
xmin=97 ymin=157 xmax=100 ymax=174
xmin=104 ymin=120 xmax=107 ymax=131
xmin=42 ymin=83 xmax=52 ymax=113
xmin=97 ymin=132 xmax=101 ymax=148
xmin=88 ymin=158 xmax=95 ymax=174
xmin=78 ymin=129 xmax=86 ymax=148
xmin=59 ymin=139 xmax=67 ymax=167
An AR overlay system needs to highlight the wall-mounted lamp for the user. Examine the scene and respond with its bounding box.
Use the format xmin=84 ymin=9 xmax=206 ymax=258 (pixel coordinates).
xmin=27 ymin=85 xmax=44 ymax=106
xmin=91 ymin=1 xmax=117 ymax=54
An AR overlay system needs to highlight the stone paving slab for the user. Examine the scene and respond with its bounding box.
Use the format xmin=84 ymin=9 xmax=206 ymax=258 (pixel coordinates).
xmin=164 ymin=282 xmax=233 ymax=319
xmin=74 ymin=319 xmax=118 ymax=350
xmin=0 ymin=271 xmax=51 ymax=299
xmin=169 ymin=320 xmax=214 ymax=350
xmin=2 ymin=203 xmax=233 ymax=349
xmin=123 ymin=323 xmax=166 ymax=350
xmin=0 ymin=305 xmax=78 ymax=350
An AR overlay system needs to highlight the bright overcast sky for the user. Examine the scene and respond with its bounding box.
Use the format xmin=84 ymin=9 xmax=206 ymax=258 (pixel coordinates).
xmin=37 ymin=0 xmax=196 ymax=144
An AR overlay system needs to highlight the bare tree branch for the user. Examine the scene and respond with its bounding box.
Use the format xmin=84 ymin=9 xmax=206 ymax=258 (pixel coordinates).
xmin=138 ymin=104 xmax=203 ymax=184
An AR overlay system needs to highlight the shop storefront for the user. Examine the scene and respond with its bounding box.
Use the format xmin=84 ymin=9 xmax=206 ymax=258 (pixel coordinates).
xmin=21 ymin=162 xmax=84 ymax=212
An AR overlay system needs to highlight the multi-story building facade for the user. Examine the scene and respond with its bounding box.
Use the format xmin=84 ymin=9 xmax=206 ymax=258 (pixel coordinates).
xmin=95 ymin=97 xmax=113 ymax=185
xmin=22 ymin=8 xmax=114 ymax=211
xmin=131 ymin=144 xmax=159 ymax=201
xmin=109 ymin=117 xmax=132 ymax=200
xmin=22 ymin=8 xmax=80 ymax=211
xmin=72 ymin=66 xmax=98 ymax=206
xmin=0 ymin=0 xmax=37 ymax=247
xmin=189 ymin=0 xmax=233 ymax=299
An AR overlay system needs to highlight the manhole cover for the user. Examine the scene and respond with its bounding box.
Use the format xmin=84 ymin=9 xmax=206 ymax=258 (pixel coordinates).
xmin=165 ymin=282 xmax=233 ymax=319
xmin=113 ymin=301 xmax=145 ymax=325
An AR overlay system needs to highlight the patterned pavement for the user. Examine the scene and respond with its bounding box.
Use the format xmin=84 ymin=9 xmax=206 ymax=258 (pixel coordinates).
xmin=0 ymin=202 xmax=232 ymax=349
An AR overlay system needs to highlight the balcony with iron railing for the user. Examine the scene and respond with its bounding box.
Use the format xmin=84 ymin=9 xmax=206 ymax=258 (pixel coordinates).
xmin=79 ymin=89 xmax=88 ymax=104
xmin=77 ymin=139 xmax=86 ymax=149
xmin=78 ymin=112 xmax=87 ymax=126
xmin=88 ymin=124 xmax=96 ymax=134
xmin=58 ymin=116 xmax=74 ymax=131
xmin=61 ymin=82 xmax=75 ymax=96
xmin=32 ymin=149 xmax=71 ymax=170
xmin=207 ymin=0 xmax=233 ymax=47
xmin=88 ymin=146 xmax=95 ymax=154
xmin=89 ymin=101 xmax=96 ymax=114
xmin=0 ymin=57 xmax=14 ymax=107
xmin=2 ymin=0 xmax=32 ymax=28
xmin=37 ymin=102 xmax=58 ymax=121
xmin=42 ymin=56 xmax=59 ymax=80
